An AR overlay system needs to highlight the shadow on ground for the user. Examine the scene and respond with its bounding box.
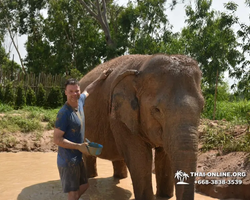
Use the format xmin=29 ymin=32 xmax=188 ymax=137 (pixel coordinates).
xmin=17 ymin=177 xmax=132 ymax=200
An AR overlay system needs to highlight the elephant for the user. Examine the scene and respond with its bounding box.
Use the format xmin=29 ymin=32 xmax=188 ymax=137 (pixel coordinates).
xmin=79 ymin=54 xmax=204 ymax=200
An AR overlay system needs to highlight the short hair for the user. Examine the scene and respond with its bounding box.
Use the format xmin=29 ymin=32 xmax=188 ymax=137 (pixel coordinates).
xmin=65 ymin=78 xmax=79 ymax=89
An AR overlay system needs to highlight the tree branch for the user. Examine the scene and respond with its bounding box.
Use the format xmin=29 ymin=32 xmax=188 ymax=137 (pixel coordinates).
xmin=77 ymin=0 xmax=99 ymax=21
xmin=77 ymin=0 xmax=115 ymax=47
xmin=5 ymin=20 xmax=25 ymax=74
xmin=0 ymin=0 xmax=25 ymax=73
xmin=102 ymin=0 xmax=110 ymax=32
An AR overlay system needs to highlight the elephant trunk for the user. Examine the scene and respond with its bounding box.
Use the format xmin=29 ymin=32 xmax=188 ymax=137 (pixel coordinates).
xmin=166 ymin=126 xmax=199 ymax=200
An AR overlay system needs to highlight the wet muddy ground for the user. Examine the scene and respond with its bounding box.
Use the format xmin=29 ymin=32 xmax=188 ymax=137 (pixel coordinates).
xmin=0 ymin=152 xmax=220 ymax=200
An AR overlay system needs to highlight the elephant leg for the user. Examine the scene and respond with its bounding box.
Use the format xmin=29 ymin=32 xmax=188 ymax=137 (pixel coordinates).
xmin=112 ymin=160 xmax=128 ymax=179
xmin=110 ymin=119 xmax=154 ymax=200
xmin=83 ymin=154 xmax=97 ymax=178
xmin=155 ymin=147 xmax=174 ymax=198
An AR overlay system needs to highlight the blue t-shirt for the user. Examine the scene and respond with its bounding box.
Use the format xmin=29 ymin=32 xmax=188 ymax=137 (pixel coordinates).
xmin=55 ymin=93 xmax=86 ymax=167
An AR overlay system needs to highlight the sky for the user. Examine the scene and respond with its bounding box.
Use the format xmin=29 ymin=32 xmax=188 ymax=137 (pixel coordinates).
xmin=4 ymin=0 xmax=250 ymax=87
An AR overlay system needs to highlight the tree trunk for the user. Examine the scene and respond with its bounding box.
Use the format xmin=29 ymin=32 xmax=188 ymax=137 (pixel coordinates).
xmin=213 ymin=69 xmax=219 ymax=120
xmin=77 ymin=0 xmax=115 ymax=48
xmin=6 ymin=27 xmax=26 ymax=74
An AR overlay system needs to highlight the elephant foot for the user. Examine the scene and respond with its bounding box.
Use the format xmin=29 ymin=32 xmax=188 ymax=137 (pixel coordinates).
xmin=87 ymin=171 xmax=98 ymax=178
xmin=156 ymin=191 xmax=174 ymax=199
xmin=112 ymin=160 xmax=128 ymax=179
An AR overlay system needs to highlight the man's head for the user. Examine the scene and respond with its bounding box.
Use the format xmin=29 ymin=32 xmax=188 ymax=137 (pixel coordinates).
xmin=65 ymin=78 xmax=81 ymax=104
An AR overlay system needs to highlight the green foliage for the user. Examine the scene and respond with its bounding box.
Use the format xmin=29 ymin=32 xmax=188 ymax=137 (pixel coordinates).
xmin=4 ymin=82 xmax=15 ymax=106
xmin=0 ymin=135 xmax=18 ymax=148
xmin=223 ymin=134 xmax=250 ymax=153
xmin=21 ymin=106 xmax=59 ymax=129
xmin=181 ymin=0 xmax=243 ymax=89
xmin=200 ymin=128 xmax=233 ymax=152
xmin=0 ymin=115 xmax=42 ymax=133
xmin=46 ymin=86 xmax=63 ymax=108
xmin=1 ymin=0 xmax=249 ymax=99
xmin=43 ymin=109 xmax=58 ymax=129
xmin=0 ymin=44 xmax=21 ymax=76
xmin=26 ymin=86 xmax=36 ymax=106
xmin=65 ymin=68 xmax=83 ymax=81
xmin=202 ymin=99 xmax=250 ymax=121
xmin=202 ymin=94 xmax=214 ymax=119
xmin=36 ymin=83 xmax=46 ymax=107
xmin=0 ymin=84 xmax=4 ymax=103
xmin=117 ymin=0 xmax=170 ymax=55
xmin=0 ymin=103 xmax=13 ymax=112
xmin=233 ymin=1 xmax=250 ymax=97
xmin=25 ymin=0 xmax=103 ymax=75
xmin=201 ymin=125 xmax=250 ymax=153
xmin=0 ymin=104 xmax=59 ymax=149
xmin=0 ymin=105 xmax=59 ymax=133
xmin=202 ymin=82 xmax=230 ymax=101
xmin=15 ymin=83 xmax=26 ymax=109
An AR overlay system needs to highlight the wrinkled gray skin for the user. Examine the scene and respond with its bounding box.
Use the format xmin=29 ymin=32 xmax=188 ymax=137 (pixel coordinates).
xmin=79 ymin=54 xmax=204 ymax=200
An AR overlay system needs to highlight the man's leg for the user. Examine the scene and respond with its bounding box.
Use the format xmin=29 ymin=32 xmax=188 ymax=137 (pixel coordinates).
xmin=68 ymin=191 xmax=79 ymax=200
xmin=67 ymin=183 xmax=89 ymax=200
xmin=78 ymin=183 xmax=89 ymax=197
xmin=78 ymin=160 xmax=89 ymax=198
xmin=59 ymin=160 xmax=88 ymax=200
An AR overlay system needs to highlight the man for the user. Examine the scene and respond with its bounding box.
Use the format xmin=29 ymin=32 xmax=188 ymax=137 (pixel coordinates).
xmin=54 ymin=69 xmax=112 ymax=200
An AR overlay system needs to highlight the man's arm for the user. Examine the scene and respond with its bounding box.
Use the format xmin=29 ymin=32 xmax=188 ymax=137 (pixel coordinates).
xmin=82 ymin=69 xmax=113 ymax=97
xmin=53 ymin=128 xmax=89 ymax=154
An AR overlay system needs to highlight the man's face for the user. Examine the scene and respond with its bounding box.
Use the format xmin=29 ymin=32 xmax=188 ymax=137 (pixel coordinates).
xmin=65 ymin=84 xmax=80 ymax=103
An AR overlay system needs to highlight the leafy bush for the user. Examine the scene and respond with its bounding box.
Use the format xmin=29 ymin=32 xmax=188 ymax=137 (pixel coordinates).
xmin=202 ymin=81 xmax=230 ymax=101
xmin=15 ymin=83 xmax=26 ymax=109
xmin=63 ymin=91 xmax=67 ymax=103
xmin=200 ymin=128 xmax=233 ymax=152
xmin=36 ymin=83 xmax=46 ymax=107
xmin=26 ymin=86 xmax=36 ymax=106
xmin=65 ymin=68 xmax=83 ymax=81
xmin=0 ymin=103 xmax=13 ymax=112
xmin=4 ymin=82 xmax=15 ymax=106
xmin=202 ymin=94 xmax=214 ymax=119
xmin=46 ymin=86 xmax=63 ymax=108
xmin=43 ymin=109 xmax=58 ymax=129
xmin=202 ymin=98 xmax=250 ymax=122
xmin=0 ymin=84 xmax=4 ymax=103
xmin=0 ymin=135 xmax=18 ymax=148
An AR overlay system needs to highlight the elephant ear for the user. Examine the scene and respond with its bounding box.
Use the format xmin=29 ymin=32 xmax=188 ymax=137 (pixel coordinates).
xmin=110 ymin=70 xmax=139 ymax=135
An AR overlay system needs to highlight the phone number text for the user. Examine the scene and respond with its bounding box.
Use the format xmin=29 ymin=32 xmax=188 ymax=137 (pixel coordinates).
xmin=195 ymin=179 xmax=242 ymax=185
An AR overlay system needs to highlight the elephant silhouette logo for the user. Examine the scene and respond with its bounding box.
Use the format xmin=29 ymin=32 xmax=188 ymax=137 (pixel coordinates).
xmin=175 ymin=170 xmax=189 ymax=185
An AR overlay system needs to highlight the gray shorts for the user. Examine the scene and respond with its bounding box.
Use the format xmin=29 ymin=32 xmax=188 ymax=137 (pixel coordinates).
xmin=58 ymin=160 xmax=88 ymax=193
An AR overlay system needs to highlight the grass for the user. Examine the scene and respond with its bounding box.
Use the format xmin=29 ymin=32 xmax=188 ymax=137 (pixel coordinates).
xmin=200 ymin=119 xmax=250 ymax=154
xmin=0 ymin=109 xmax=58 ymax=133
xmin=200 ymin=125 xmax=234 ymax=152
xmin=0 ymin=135 xmax=18 ymax=148
xmin=0 ymin=105 xmax=59 ymax=148
xmin=0 ymin=103 xmax=14 ymax=113
xmin=203 ymin=99 xmax=250 ymax=123
xmin=201 ymin=130 xmax=250 ymax=154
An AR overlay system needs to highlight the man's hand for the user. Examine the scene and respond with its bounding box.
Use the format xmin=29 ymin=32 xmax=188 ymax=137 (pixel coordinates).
xmin=83 ymin=68 xmax=113 ymax=97
xmin=77 ymin=142 xmax=90 ymax=155
xmin=99 ymin=68 xmax=113 ymax=80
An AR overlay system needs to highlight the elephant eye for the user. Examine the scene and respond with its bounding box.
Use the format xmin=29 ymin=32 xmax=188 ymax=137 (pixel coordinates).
xmin=151 ymin=107 xmax=161 ymax=114
xmin=154 ymin=107 xmax=160 ymax=112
